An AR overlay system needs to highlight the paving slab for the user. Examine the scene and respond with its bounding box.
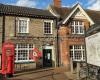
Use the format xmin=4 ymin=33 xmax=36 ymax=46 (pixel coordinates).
xmin=8 ymin=67 xmax=70 ymax=80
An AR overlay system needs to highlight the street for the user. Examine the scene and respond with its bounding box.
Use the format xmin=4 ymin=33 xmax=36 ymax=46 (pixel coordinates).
xmin=8 ymin=67 xmax=72 ymax=80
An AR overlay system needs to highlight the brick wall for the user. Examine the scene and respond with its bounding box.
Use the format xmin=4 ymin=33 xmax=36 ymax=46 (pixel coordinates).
xmin=3 ymin=16 xmax=57 ymax=70
xmin=4 ymin=16 xmax=57 ymax=46
xmin=5 ymin=16 xmax=15 ymax=41
xmin=59 ymin=19 xmax=90 ymax=68
xmin=15 ymin=18 xmax=57 ymax=37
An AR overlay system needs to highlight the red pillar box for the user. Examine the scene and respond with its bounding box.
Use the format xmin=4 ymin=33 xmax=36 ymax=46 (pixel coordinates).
xmin=2 ymin=42 xmax=14 ymax=77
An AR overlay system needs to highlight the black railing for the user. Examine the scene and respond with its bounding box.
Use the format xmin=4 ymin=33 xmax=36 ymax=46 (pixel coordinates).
xmin=14 ymin=62 xmax=37 ymax=72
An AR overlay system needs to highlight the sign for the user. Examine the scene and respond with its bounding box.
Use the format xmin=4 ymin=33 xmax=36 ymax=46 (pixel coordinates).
xmin=29 ymin=48 xmax=42 ymax=61
xmin=86 ymin=32 xmax=100 ymax=66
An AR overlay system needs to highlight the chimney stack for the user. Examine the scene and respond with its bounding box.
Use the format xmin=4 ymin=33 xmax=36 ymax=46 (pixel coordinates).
xmin=53 ymin=0 xmax=61 ymax=7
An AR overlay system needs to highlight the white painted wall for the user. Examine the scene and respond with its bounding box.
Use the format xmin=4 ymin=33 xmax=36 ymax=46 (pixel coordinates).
xmin=86 ymin=32 xmax=100 ymax=66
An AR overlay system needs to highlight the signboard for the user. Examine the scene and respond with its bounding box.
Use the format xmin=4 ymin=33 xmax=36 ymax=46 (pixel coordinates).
xmin=86 ymin=32 xmax=100 ymax=66
xmin=29 ymin=48 xmax=42 ymax=61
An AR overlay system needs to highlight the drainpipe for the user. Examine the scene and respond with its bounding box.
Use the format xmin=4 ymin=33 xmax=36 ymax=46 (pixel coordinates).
xmin=1 ymin=15 xmax=5 ymax=70
xmin=56 ymin=18 xmax=60 ymax=67
xmin=2 ymin=16 xmax=5 ymax=43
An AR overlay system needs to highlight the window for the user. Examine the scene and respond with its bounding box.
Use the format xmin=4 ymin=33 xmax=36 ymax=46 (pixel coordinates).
xmin=70 ymin=45 xmax=85 ymax=61
xmin=15 ymin=44 xmax=34 ymax=62
xmin=70 ymin=21 xmax=84 ymax=34
xmin=44 ymin=20 xmax=53 ymax=34
xmin=18 ymin=18 xmax=29 ymax=33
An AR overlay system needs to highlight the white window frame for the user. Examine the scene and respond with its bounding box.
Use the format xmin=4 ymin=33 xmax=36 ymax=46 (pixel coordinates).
xmin=15 ymin=44 xmax=35 ymax=63
xmin=70 ymin=21 xmax=84 ymax=34
xmin=43 ymin=20 xmax=53 ymax=34
xmin=18 ymin=18 xmax=29 ymax=33
xmin=70 ymin=45 xmax=85 ymax=61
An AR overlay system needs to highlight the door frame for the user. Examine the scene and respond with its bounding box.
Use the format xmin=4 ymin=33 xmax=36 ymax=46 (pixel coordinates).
xmin=42 ymin=45 xmax=55 ymax=67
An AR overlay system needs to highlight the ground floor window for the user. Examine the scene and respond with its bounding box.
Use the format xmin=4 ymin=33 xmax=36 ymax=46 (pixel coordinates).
xmin=15 ymin=44 xmax=34 ymax=62
xmin=70 ymin=45 xmax=85 ymax=61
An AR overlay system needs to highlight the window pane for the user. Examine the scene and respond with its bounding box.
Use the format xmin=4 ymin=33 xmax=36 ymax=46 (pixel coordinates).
xmin=70 ymin=21 xmax=84 ymax=34
xmin=44 ymin=21 xmax=52 ymax=34
xmin=15 ymin=44 xmax=33 ymax=62
xmin=70 ymin=45 xmax=85 ymax=61
xmin=18 ymin=19 xmax=28 ymax=33
xmin=71 ymin=26 xmax=74 ymax=33
xmin=80 ymin=26 xmax=84 ymax=33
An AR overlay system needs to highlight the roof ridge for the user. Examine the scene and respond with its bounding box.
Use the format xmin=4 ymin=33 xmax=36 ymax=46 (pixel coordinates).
xmin=52 ymin=5 xmax=100 ymax=12
xmin=0 ymin=3 xmax=56 ymax=18
xmin=0 ymin=3 xmax=48 ymax=11
xmin=85 ymin=9 xmax=100 ymax=13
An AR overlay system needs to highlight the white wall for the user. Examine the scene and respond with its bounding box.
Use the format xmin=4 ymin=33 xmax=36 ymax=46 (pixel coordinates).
xmin=86 ymin=32 xmax=100 ymax=66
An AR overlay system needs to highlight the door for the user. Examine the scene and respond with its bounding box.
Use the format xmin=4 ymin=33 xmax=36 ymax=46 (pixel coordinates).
xmin=43 ymin=49 xmax=52 ymax=67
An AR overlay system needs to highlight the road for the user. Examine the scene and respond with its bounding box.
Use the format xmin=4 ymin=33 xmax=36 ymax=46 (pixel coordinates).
xmin=8 ymin=67 xmax=71 ymax=80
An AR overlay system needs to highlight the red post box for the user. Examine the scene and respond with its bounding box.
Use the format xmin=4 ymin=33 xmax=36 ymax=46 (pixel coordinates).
xmin=2 ymin=42 xmax=14 ymax=77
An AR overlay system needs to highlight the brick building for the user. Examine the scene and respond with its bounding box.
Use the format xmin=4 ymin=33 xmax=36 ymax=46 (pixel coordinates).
xmin=49 ymin=0 xmax=100 ymax=69
xmin=0 ymin=4 xmax=58 ymax=72
xmin=0 ymin=0 xmax=100 ymax=72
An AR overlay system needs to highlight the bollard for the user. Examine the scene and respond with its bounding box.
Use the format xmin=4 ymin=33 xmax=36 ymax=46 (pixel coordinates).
xmin=77 ymin=62 xmax=80 ymax=80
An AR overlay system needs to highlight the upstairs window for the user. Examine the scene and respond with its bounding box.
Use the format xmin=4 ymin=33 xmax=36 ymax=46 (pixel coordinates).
xmin=44 ymin=20 xmax=53 ymax=34
xmin=70 ymin=21 xmax=84 ymax=34
xmin=18 ymin=18 xmax=29 ymax=33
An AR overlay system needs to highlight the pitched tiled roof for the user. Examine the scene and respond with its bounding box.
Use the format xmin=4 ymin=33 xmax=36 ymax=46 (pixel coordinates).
xmin=86 ymin=24 xmax=100 ymax=35
xmin=86 ymin=10 xmax=100 ymax=24
xmin=51 ymin=6 xmax=71 ymax=19
xmin=0 ymin=4 xmax=56 ymax=19
xmin=51 ymin=5 xmax=100 ymax=35
xmin=51 ymin=6 xmax=100 ymax=24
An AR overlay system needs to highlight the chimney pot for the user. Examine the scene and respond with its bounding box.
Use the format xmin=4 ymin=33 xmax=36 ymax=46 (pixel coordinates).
xmin=53 ymin=0 xmax=61 ymax=7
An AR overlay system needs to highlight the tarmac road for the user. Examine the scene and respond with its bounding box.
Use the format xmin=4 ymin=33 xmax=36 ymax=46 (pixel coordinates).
xmin=8 ymin=68 xmax=71 ymax=80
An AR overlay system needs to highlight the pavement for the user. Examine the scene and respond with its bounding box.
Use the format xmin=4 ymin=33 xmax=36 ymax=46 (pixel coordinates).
xmin=7 ymin=67 xmax=74 ymax=80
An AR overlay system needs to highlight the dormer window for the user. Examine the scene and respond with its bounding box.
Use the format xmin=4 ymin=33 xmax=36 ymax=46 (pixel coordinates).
xmin=18 ymin=18 xmax=29 ymax=33
xmin=70 ymin=21 xmax=84 ymax=34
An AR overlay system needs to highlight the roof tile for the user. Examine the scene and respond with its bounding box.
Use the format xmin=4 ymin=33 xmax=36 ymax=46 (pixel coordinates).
xmin=0 ymin=4 xmax=56 ymax=19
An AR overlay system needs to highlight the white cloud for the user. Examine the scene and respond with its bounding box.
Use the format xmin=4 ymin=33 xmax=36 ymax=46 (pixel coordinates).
xmin=87 ymin=0 xmax=96 ymax=5
xmin=15 ymin=0 xmax=37 ymax=8
xmin=87 ymin=0 xmax=100 ymax=11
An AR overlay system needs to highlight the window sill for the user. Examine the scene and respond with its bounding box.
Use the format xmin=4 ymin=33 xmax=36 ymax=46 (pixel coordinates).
xmin=71 ymin=33 xmax=84 ymax=35
xmin=44 ymin=33 xmax=53 ymax=35
xmin=72 ymin=60 xmax=86 ymax=62
xmin=17 ymin=33 xmax=29 ymax=34
xmin=17 ymin=33 xmax=29 ymax=36
xmin=15 ymin=60 xmax=35 ymax=63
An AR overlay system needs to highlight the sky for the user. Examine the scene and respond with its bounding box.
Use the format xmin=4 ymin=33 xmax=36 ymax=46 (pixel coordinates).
xmin=0 ymin=0 xmax=100 ymax=11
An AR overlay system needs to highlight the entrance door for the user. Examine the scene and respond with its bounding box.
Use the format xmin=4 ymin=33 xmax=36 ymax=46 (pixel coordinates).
xmin=43 ymin=49 xmax=52 ymax=67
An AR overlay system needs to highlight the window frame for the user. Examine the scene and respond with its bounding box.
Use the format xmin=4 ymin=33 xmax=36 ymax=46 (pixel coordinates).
xmin=70 ymin=21 xmax=84 ymax=34
xmin=15 ymin=44 xmax=35 ymax=63
xmin=70 ymin=45 xmax=85 ymax=61
xmin=43 ymin=20 xmax=53 ymax=34
xmin=17 ymin=18 xmax=29 ymax=34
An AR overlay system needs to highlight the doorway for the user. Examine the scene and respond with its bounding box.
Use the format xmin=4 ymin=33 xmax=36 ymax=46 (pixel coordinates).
xmin=43 ymin=49 xmax=52 ymax=67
